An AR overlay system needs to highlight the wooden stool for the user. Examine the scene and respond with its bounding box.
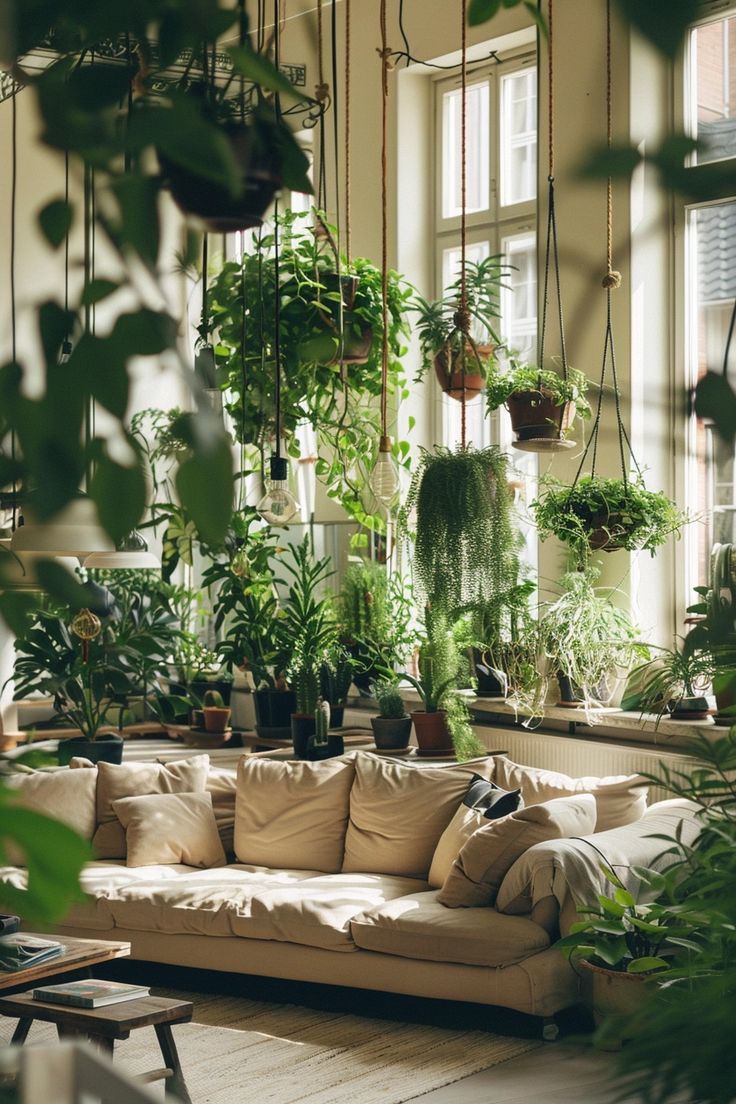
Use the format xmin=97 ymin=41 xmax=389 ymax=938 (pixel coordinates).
xmin=0 ymin=992 xmax=193 ymax=1102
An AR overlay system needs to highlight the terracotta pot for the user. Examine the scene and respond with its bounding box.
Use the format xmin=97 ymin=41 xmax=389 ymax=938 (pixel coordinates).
xmin=371 ymin=715 xmax=412 ymax=750
xmin=433 ymin=343 xmax=494 ymax=401
xmin=580 ymin=960 xmax=652 ymax=1047
xmin=587 ymin=513 xmax=628 ymax=552
xmin=57 ymin=734 xmax=124 ymax=767
xmin=410 ymin=709 xmax=454 ymax=757
xmin=507 ymin=387 xmax=576 ymax=443
xmin=159 ymin=123 xmax=280 ymax=233
xmin=203 ymin=706 xmax=232 ymax=733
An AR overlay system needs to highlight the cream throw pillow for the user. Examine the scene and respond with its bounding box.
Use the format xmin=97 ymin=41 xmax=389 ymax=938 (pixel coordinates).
xmin=438 ymin=794 xmax=597 ymax=908
xmin=93 ymin=756 xmax=210 ymax=859
xmin=112 ymin=792 xmax=226 ymax=869
xmin=492 ymin=757 xmax=647 ymax=831
xmin=427 ymin=780 xmax=522 ymax=889
xmin=5 ymin=768 xmax=98 ymax=843
xmin=234 ymin=755 xmax=356 ymax=873
xmin=342 ymin=754 xmax=492 ymax=880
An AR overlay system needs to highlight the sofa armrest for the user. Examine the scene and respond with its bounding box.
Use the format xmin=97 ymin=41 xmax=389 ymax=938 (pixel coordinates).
xmin=495 ymin=798 xmax=702 ymax=937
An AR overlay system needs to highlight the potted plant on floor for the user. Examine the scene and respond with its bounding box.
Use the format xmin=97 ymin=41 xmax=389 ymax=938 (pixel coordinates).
xmin=556 ymin=864 xmax=705 ymax=1046
xmin=532 ymin=475 xmax=687 ymax=568
xmin=370 ymin=682 xmax=413 ymax=751
xmin=485 ymin=356 xmax=591 ymax=450
xmin=412 ymin=257 xmax=508 ymax=400
xmin=540 ymin=569 xmax=648 ymax=711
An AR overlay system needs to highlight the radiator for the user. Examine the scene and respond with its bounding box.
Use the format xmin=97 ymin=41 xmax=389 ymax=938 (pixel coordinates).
xmin=472 ymin=723 xmax=694 ymax=805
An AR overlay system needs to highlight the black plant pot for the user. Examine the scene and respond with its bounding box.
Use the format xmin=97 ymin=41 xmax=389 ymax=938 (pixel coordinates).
xmin=557 ymin=673 xmax=586 ymax=707
xmin=254 ymin=688 xmax=297 ymax=741
xmin=472 ymin=649 xmax=508 ymax=698
xmin=291 ymin=714 xmax=316 ymax=760
xmin=371 ymin=715 xmax=412 ymax=750
xmin=670 ymin=695 xmax=711 ymax=721
xmin=159 ymin=123 xmax=280 ymax=234
xmin=58 ymin=734 xmax=124 ymax=767
xmin=328 ymin=704 xmax=345 ymax=729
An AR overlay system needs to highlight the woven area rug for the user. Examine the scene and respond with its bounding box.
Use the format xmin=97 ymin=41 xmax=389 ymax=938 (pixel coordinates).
xmin=25 ymin=989 xmax=541 ymax=1104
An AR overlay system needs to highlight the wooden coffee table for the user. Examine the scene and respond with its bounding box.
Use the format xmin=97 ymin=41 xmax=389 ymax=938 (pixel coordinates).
xmin=0 ymin=934 xmax=130 ymax=994
xmin=0 ymin=991 xmax=193 ymax=1102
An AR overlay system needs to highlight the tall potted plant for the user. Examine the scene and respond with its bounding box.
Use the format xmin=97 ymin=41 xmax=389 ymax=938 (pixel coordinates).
xmin=412 ymin=257 xmax=508 ymax=400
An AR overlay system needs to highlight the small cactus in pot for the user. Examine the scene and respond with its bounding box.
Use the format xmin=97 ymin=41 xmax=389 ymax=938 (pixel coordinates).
xmin=371 ymin=682 xmax=412 ymax=751
xmin=202 ymin=689 xmax=232 ymax=733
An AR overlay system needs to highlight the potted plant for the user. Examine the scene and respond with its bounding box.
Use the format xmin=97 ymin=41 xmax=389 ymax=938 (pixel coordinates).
xmin=412 ymin=257 xmax=508 ymax=400
xmin=556 ymin=864 xmax=704 ymax=1045
xmin=532 ymin=475 xmax=687 ymax=567
xmin=468 ymin=548 xmax=536 ymax=698
xmin=339 ymin=561 xmax=414 ymax=695
xmin=404 ymin=445 xmax=515 ymax=611
xmin=320 ymin=645 xmax=355 ymax=728
xmin=371 ymin=682 xmax=413 ymax=750
xmin=201 ymin=689 xmax=232 ymax=734
xmin=540 ymin=569 xmax=648 ymax=710
xmin=625 ymin=636 xmax=715 ymax=723
xmin=686 ymin=543 xmax=736 ymax=725
xmin=485 ymin=357 xmax=591 ymax=450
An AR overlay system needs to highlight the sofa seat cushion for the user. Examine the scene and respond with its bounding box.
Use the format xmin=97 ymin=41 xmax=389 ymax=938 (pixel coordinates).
xmin=0 ymin=864 xmax=114 ymax=931
xmin=229 ymin=873 xmax=426 ymax=952
xmin=350 ymin=891 xmax=550 ymax=967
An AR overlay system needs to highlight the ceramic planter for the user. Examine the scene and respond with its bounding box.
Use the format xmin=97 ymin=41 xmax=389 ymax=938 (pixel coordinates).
xmin=580 ymin=960 xmax=651 ymax=1048
xmin=471 ymin=648 xmax=508 ymax=699
xmin=670 ymin=695 xmax=710 ymax=721
xmin=203 ymin=706 xmax=232 ymax=733
xmin=159 ymin=123 xmax=279 ymax=233
xmin=371 ymin=715 xmax=412 ymax=751
xmin=328 ymin=703 xmax=346 ymax=728
xmin=507 ymin=388 xmax=576 ymax=451
xmin=57 ymin=733 xmax=124 ymax=767
xmin=301 ymin=275 xmax=374 ymax=366
xmin=254 ymin=688 xmax=298 ymax=741
xmin=291 ymin=713 xmax=316 ymax=759
xmin=410 ymin=709 xmax=454 ymax=757
xmin=587 ymin=513 xmax=629 ymax=552
xmin=433 ymin=343 xmax=493 ymax=401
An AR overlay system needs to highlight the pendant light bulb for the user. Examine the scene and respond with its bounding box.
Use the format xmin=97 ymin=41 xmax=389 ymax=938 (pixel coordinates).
xmin=257 ymin=455 xmax=300 ymax=525
xmin=370 ymin=436 xmax=400 ymax=508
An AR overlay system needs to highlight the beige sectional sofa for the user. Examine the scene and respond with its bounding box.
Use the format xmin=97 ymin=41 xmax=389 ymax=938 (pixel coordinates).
xmin=0 ymin=750 xmax=700 ymax=1026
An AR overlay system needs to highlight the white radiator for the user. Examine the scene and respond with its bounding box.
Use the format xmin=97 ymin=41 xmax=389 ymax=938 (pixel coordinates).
xmin=473 ymin=724 xmax=693 ymax=805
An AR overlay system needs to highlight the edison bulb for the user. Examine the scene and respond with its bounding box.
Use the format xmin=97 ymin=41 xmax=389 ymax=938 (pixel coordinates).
xmin=257 ymin=455 xmax=300 ymax=525
xmin=370 ymin=436 xmax=400 ymax=507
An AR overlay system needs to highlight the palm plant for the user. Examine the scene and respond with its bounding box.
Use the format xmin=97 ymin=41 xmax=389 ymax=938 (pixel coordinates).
xmin=281 ymin=537 xmax=337 ymax=715
xmin=626 ymin=634 xmax=715 ymax=723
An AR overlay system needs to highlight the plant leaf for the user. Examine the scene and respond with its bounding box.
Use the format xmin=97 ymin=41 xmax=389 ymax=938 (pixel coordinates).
xmin=38 ymin=198 xmax=73 ymax=249
xmin=89 ymin=455 xmax=146 ymax=544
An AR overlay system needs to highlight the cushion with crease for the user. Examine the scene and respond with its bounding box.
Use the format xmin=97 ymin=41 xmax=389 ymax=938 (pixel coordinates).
xmin=112 ymin=791 xmax=226 ymax=869
xmin=428 ymin=775 xmax=522 ymax=889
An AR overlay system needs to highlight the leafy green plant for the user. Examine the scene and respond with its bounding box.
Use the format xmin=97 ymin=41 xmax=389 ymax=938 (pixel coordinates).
xmin=404 ymin=446 xmax=515 ymax=612
xmin=374 ymin=682 xmax=407 ymax=719
xmin=485 ymin=358 xmax=592 ymax=422
xmin=207 ymin=208 xmax=413 ymax=528
xmin=467 ymin=544 xmax=535 ymax=671
xmin=339 ymin=560 xmax=414 ymax=681
xmin=320 ymin=645 xmax=355 ymax=706
xmin=532 ymin=475 xmax=686 ymax=566
xmin=624 ymin=635 xmax=714 ymax=723
xmin=540 ymin=568 xmax=648 ymax=708
xmin=399 ymin=608 xmax=460 ymax=713
xmin=281 ymin=537 xmax=337 ymax=715
xmin=411 ymin=256 xmax=508 ymax=383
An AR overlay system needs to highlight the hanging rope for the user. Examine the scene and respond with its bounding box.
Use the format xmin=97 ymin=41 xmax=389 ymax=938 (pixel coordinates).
xmin=573 ymin=0 xmax=640 ymax=489
xmin=457 ymin=0 xmax=469 ymax=448
xmin=9 ymin=93 xmax=17 ymax=530
xmin=314 ymin=0 xmax=330 ymax=210
xmin=537 ymin=0 xmax=568 ymax=380
xmin=344 ymin=0 xmax=352 ymax=261
xmin=201 ymin=234 xmax=209 ymax=340
xmin=378 ymin=0 xmax=391 ymax=447
xmin=273 ymin=0 xmax=284 ymax=458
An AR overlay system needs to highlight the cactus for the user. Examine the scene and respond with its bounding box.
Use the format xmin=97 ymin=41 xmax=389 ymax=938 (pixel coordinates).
xmin=203 ymin=689 xmax=225 ymax=708
xmin=313 ymin=698 xmax=330 ymax=746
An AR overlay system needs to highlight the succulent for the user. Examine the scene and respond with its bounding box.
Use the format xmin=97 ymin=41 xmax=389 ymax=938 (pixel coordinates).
xmin=203 ymin=689 xmax=225 ymax=708
xmin=313 ymin=698 xmax=331 ymax=746
xmin=375 ymin=682 xmax=406 ymax=719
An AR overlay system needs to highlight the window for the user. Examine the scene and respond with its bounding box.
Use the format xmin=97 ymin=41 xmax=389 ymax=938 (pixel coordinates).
xmin=683 ymin=6 xmax=736 ymax=594
xmin=433 ymin=53 xmax=537 ymax=451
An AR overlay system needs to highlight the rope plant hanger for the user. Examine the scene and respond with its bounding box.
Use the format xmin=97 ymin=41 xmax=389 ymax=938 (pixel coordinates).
xmin=531 ymin=0 xmax=685 ymax=565
xmin=511 ymin=0 xmax=578 ymax=453
xmin=369 ymin=0 xmax=401 ymax=508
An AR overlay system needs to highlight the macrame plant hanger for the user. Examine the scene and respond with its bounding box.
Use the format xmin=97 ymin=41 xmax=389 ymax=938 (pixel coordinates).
xmin=572 ymin=0 xmax=642 ymax=512
xmin=514 ymin=0 xmax=576 ymax=453
xmin=369 ymin=0 xmax=401 ymax=508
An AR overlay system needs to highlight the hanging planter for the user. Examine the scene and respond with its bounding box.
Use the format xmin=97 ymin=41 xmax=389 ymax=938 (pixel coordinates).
xmin=532 ymin=476 xmax=687 ymax=566
xmin=487 ymin=362 xmax=591 ymax=451
xmin=411 ymin=257 xmax=508 ymax=402
xmin=307 ymin=274 xmax=375 ymax=366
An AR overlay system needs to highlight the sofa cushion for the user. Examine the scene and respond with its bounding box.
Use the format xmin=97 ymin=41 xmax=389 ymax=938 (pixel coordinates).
xmin=4 ymin=767 xmax=98 ymax=842
xmin=234 ymin=756 xmax=356 ymax=874
xmin=230 ymin=873 xmax=426 ymax=951
xmin=438 ymin=795 xmax=597 ymax=908
xmin=342 ymin=754 xmax=492 ymax=879
xmin=350 ymin=890 xmax=550 ymax=967
xmin=492 ymin=757 xmax=647 ymax=831
xmin=206 ymin=766 xmax=237 ymax=855
xmin=428 ymin=778 xmax=522 ymax=889
xmin=0 ymin=863 xmax=113 ymax=931
xmin=93 ymin=756 xmax=210 ymax=859
xmin=112 ymin=792 xmax=227 ymax=869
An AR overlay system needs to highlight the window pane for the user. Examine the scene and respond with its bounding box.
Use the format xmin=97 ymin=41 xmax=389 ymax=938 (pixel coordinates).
xmin=688 ymin=200 xmax=736 ymax=585
xmin=500 ymin=231 xmax=537 ymax=362
xmin=441 ymin=82 xmax=490 ymax=219
xmin=688 ymin=15 xmax=736 ymax=165
xmin=500 ymin=68 xmax=537 ymax=206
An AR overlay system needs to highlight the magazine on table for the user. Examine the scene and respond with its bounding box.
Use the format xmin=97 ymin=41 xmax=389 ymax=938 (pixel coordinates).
xmin=0 ymin=934 xmax=65 ymax=971
xmin=32 ymin=979 xmax=150 ymax=1008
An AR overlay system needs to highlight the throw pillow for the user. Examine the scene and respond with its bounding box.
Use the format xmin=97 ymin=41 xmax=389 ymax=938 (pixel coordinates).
xmin=427 ymin=776 xmax=522 ymax=889
xmin=112 ymin=792 xmax=226 ymax=868
xmin=492 ymin=757 xmax=647 ymax=831
xmin=234 ymin=755 xmax=357 ymax=873
xmin=93 ymin=756 xmax=210 ymax=859
xmin=438 ymin=794 xmax=597 ymax=908
xmin=342 ymin=753 xmax=494 ymax=880
xmin=4 ymin=767 xmax=98 ymax=843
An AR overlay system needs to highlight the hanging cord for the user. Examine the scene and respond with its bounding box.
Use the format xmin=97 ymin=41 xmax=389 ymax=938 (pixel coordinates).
xmin=378 ymin=0 xmax=391 ymax=447
xmin=457 ymin=0 xmax=470 ymax=448
xmin=314 ymin=0 xmax=331 ymax=210
xmin=722 ymin=297 xmax=736 ymax=377
xmin=201 ymin=234 xmax=209 ymax=340
xmin=573 ymin=0 xmax=640 ymax=488
xmin=344 ymin=0 xmax=352 ymax=262
xmin=537 ymin=0 xmax=568 ymax=380
xmin=9 ymin=93 xmax=18 ymax=530
xmin=273 ymin=0 xmax=283 ymax=460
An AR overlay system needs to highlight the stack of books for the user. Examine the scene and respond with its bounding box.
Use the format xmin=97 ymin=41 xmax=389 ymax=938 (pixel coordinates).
xmin=32 ymin=980 xmax=150 ymax=1008
xmin=0 ymin=935 xmax=64 ymax=972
